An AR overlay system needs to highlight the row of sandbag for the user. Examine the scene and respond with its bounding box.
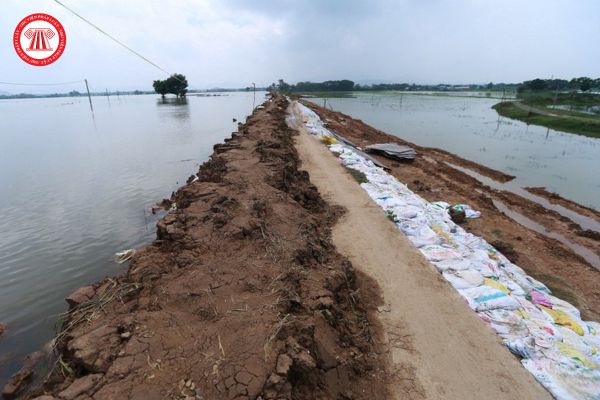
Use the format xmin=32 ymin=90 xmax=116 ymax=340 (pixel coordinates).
xmin=290 ymin=101 xmax=600 ymax=400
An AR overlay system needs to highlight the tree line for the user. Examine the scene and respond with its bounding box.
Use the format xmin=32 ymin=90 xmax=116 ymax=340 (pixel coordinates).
xmin=519 ymin=77 xmax=600 ymax=93
xmin=269 ymin=79 xmax=519 ymax=92
xmin=268 ymin=79 xmax=356 ymax=92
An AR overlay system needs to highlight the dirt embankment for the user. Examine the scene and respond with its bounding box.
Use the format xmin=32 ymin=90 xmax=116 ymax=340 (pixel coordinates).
xmin=17 ymin=95 xmax=390 ymax=400
xmin=303 ymin=100 xmax=600 ymax=322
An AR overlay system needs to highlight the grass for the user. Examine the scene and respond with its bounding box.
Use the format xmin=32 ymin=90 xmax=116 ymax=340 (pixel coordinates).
xmin=344 ymin=166 xmax=368 ymax=184
xmin=493 ymin=101 xmax=600 ymax=138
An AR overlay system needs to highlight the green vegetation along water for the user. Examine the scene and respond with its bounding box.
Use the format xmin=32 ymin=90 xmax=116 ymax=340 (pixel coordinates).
xmin=492 ymin=92 xmax=600 ymax=138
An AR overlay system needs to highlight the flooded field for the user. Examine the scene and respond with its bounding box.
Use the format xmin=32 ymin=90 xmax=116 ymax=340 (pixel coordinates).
xmin=311 ymin=92 xmax=600 ymax=210
xmin=0 ymin=92 xmax=262 ymax=384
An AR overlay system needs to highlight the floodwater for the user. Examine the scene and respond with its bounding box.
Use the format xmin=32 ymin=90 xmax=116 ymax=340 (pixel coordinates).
xmin=0 ymin=92 xmax=263 ymax=384
xmin=311 ymin=92 xmax=600 ymax=210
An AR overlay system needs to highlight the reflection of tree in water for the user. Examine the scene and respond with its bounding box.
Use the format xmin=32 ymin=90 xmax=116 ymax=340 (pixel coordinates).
xmin=157 ymin=97 xmax=190 ymax=121
xmin=156 ymin=97 xmax=192 ymax=144
xmin=157 ymin=97 xmax=189 ymax=106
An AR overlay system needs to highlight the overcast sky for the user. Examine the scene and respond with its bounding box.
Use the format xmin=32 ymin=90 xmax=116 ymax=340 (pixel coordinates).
xmin=1 ymin=0 xmax=599 ymax=93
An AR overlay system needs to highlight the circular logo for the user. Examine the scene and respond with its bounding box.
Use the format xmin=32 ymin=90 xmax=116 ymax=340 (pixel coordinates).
xmin=13 ymin=13 xmax=66 ymax=66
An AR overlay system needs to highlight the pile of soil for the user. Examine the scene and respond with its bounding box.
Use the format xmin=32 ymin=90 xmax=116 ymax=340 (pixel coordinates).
xmin=18 ymin=95 xmax=389 ymax=399
xmin=303 ymin=100 xmax=600 ymax=322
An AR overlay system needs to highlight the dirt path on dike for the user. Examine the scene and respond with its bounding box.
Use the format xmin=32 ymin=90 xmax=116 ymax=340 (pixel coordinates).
xmin=293 ymin=115 xmax=552 ymax=399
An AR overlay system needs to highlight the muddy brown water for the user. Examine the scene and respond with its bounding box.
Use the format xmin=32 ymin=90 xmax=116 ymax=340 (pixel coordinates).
xmin=0 ymin=92 xmax=263 ymax=385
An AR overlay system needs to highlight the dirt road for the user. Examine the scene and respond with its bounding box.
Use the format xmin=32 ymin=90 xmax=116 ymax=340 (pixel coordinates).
xmin=292 ymin=108 xmax=552 ymax=399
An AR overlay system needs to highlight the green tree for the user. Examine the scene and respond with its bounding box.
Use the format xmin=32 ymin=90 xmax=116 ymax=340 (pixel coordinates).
xmin=528 ymin=79 xmax=548 ymax=91
xmin=153 ymin=74 xmax=188 ymax=98
xmin=277 ymin=79 xmax=291 ymax=91
xmin=571 ymin=77 xmax=593 ymax=92
xmin=153 ymin=80 xmax=168 ymax=98
xmin=166 ymin=74 xmax=188 ymax=98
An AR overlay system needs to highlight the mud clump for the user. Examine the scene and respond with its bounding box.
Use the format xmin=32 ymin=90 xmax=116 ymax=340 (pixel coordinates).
xmin=23 ymin=94 xmax=388 ymax=400
xmin=2 ymin=368 xmax=33 ymax=399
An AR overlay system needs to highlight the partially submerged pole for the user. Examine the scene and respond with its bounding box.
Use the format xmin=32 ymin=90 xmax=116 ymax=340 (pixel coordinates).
xmin=84 ymin=79 xmax=93 ymax=112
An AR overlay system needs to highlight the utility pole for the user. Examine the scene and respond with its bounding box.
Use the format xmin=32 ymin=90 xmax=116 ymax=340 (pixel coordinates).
xmin=84 ymin=79 xmax=93 ymax=112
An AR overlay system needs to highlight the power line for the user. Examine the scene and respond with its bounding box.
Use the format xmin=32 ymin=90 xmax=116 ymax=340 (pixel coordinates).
xmin=51 ymin=0 xmax=170 ymax=76
xmin=0 ymin=79 xmax=84 ymax=86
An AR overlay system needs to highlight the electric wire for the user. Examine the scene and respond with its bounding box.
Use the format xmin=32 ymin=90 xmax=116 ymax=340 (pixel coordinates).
xmin=51 ymin=0 xmax=171 ymax=76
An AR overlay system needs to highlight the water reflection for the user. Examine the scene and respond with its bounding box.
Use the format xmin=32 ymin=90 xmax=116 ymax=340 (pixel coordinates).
xmin=157 ymin=97 xmax=189 ymax=106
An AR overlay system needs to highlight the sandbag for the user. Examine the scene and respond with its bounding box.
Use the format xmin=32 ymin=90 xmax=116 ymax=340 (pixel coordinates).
xmin=459 ymin=286 xmax=521 ymax=312
xmin=442 ymin=269 xmax=484 ymax=289
xmin=420 ymin=245 xmax=463 ymax=262
xmin=530 ymin=290 xmax=553 ymax=308
xmin=522 ymin=358 xmax=600 ymax=400
xmin=541 ymin=306 xmax=585 ymax=336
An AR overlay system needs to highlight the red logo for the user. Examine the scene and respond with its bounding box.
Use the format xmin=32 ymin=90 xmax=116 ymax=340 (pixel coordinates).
xmin=14 ymin=13 xmax=66 ymax=66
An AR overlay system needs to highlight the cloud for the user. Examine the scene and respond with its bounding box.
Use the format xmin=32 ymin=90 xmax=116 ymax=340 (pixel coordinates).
xmin=1 ymin=0 xmax=598 ymax=93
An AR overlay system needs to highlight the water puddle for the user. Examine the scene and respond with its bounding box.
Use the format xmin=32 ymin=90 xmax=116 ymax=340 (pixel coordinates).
xmin=446 ymin=162 xmax=600 ymax=233
xmin=490 ymin=197 xmax=600 ymax=271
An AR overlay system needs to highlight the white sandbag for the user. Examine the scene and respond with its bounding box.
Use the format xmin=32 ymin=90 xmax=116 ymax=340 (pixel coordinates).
xmin=498 ymin=276 xmax=526 ymax=296
xmin=442 ymin=269 xmax=484 ymax=289
xmin=522 ymin=358 xmax=600 ymax=400
xmin=480 ymin=309 xmax=529 ymax=339
xmin=393 ymin=205 xmax=423 ymax=219
xmin=546 ymin=294 xmax=582 ymax=320
xmin=420 ymin=245 xmax=463 ymax=262
xmin=459 ymin=286 xmax=521 ymax=312
xmin=505 ymin=336 xmax=539 ymax=359
xmin=506 ymin=270 xmax=551 ymax=294
xmin=432 ymin=259 xmax=474 ymax=273
xmin=408 ymin=235 xmax=442 ymax=248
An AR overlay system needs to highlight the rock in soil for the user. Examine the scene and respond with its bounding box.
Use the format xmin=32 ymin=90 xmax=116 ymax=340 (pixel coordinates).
xmin=2 ymin=368 xmax=33 ymax=399
xmin=65 ymin=285 xmax=96 ymax=309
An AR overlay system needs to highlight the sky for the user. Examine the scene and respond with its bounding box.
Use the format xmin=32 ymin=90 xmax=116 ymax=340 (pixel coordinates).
xmin=1 ymin=0 xmax=599 ymax=93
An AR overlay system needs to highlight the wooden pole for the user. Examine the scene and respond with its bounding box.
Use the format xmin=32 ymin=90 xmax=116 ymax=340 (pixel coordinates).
xmin=84 ymin=79 xmax=93 ymax=112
